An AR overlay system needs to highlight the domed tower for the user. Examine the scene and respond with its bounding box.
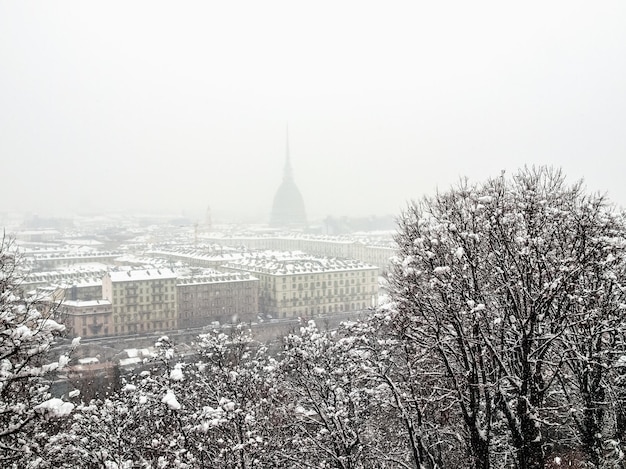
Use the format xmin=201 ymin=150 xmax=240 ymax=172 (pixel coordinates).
xmin=270 ymin=128 xmax=307 ymax=228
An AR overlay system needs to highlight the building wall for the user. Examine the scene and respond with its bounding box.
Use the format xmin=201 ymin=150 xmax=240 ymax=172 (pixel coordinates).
xmin=176 ymin=277 xmax=259 ymax=329
xmin=264 ymin=268 xmax=378 ymax=319
xmin=61 ymin=300 xmax=112 ymax=338
xmin=225 ymin=260 xmax=379 ymax=319
xmin=103 ymin=270 xmax=178 ymax=335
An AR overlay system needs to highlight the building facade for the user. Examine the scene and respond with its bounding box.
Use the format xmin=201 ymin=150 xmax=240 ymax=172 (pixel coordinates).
xmin=223 ymin=255 xmax=379 ymax=319
xmin=60 ymin=299 xmax=112 ymax=338
xmin=102 ymin=269 xmax=178 ymax=335
xmin=176 ymin=271 xmax=259 ymax=328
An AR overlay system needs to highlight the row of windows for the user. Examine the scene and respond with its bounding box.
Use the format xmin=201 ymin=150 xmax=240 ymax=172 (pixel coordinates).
xmin=268 ymin=293 xmax=372 ymax=305
xmin=115 ymin=294 xmax=175 ymax=303
xmin=77 ymin=316 xmax=110 ymax=326
xmin=114 ymin=305 xmax=174 ymax=313
xmin=280 ymin=286 xmax=372 ymax=299
xmin=276 ymin=271 xmax=375 ymax=282
xmin=179 ymin=309 xmax=237 ymax=318
xmin=180 ymin=301 xmax=255 ymax=310
xmin=82 ymin=327 xmax=109 ymax=336
xmin=113 ymin=282 xmax=174 ymax=289
xmin=276 ymin=278 xmax=375 ymax=290
xmin=114 ymin=312 xmax=174 ymax=323
xmin=271 ymin=302 xmax=369 ymax=318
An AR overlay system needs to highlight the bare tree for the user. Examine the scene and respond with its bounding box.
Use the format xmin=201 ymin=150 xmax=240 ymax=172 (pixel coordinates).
xmin=343 ymin=312 xmax=462 ymax=469
xmin=386 ymin=167 xmax=626 ymax=469
xmin=0 ymin=234 xmax=73 ymax=466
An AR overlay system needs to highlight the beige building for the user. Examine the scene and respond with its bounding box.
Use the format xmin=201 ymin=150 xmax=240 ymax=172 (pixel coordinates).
xmin=102 ymin=269 xmax=178 ymax=335
xmin=60 ymin=299 xmax=112 ymax=338
xmin=223 ymin=255 xmax=379 ymax=319
xmin=176 ymin=271 xmax=259 ymax=328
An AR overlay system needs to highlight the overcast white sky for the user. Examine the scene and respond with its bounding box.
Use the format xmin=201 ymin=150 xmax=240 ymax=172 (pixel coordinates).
xmin=1 ymin=1 xmax=625 ymax=223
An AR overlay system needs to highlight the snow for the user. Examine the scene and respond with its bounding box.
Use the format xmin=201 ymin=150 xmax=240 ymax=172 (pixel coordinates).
xmin=13 ymin=325 xmax=33 ymax=341
xmin=59 ymin=355 xmax=70 ymax=368
xmin=170 ymin=364 xmax=184 ymax=381
xmin=295 ymin=405 xmax=317 ymax=417
xmin=454 ymin=247 xmax=464 ymax=260
xmin=107 ymin=269 xmax=178 ymax=282
xmin=119 ymin=357 xmax=141 ymax=367
xmin=78 ymin=357 xmax=99 ymax=365
xmin=34 ymin=398 xmax=74 ymax=419
xmin=39 ymin=318 xmax=65 ymax=333
xmin=219 ymin=398 xmax=236 ymax=412
xmin=162 ymin=390 xmax=181 ymax=410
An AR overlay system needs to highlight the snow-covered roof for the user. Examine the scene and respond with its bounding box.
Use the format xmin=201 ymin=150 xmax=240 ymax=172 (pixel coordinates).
xmin=78 ymin=357 xmax=100 ymax=365
xmin=223 ymin=254 xmax=378 ymax=276
xmin=106 ymin=268 xmax=178 ymax=283
xmin=22 ymin=268 xmax=107 ymax=287
xmin=62 ymin=299 xmax=111 ymax=308
xmin=31 ymin=251 xmax=122 ymax=261
xmin=176 ymin=271 xmax=258 ymax=286
xmin=119 ymin=357 xmax=142 ymax=367
xmin=148 ymin=247 xmax=245 ymax=263
xmin=203 ymin=232 xmax=396 ymax=249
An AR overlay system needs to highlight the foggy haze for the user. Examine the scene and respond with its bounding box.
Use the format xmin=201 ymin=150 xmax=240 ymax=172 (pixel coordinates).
xmin=1 ymin=1 xmax=625 ymax=223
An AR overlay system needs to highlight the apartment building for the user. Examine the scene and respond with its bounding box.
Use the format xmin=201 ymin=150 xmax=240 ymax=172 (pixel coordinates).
xmin=176 ymin=271 xmax=259 ymax=328
xmin=102 ymin=269 xmax=178 ymax=335
xmin=60 ymin=299 xmax=112 ymax=338
xmin=223 ymin=254 xmax=379 ymax=319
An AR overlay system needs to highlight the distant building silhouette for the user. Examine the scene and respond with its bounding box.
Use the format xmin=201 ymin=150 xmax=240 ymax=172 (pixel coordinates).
xmin=269 ymin=128 xmax=307 ymax=228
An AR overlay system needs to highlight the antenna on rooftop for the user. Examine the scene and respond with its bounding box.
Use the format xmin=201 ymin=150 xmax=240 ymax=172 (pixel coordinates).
xmin=205 ymin=205 xmax=212 ymax=232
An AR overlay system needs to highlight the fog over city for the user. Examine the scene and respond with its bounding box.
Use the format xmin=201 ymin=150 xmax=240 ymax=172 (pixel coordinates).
xmin=1 ymin=1 xmax=625 ymax=223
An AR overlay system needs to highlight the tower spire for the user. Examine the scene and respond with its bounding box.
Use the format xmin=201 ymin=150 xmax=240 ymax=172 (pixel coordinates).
xmin=270 ymin=124 xmax=307 ymax=227
xmin=284 ymin=124 xmax=293 ymax=181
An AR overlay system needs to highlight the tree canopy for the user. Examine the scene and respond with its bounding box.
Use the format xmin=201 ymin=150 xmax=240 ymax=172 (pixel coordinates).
xmin=387 ymin=167 xmax=626 ymax=468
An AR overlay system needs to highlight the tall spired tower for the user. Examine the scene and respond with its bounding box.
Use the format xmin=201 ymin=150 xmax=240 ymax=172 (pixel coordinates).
xmin=269 ymin=128 xmax=307 ymax=228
